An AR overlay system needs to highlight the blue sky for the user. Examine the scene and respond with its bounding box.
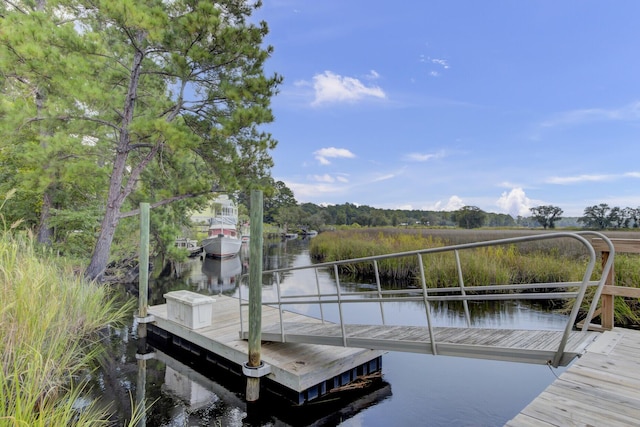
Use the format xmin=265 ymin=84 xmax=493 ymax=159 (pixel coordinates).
xmin=253 ymin=1 xmax=640 ymax=217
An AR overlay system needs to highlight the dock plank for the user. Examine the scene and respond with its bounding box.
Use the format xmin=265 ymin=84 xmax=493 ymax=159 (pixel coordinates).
xmin=249 ymin=322 xmax=598 ymax=366
xmin=506 ymin=328 xmax=640 ymax=426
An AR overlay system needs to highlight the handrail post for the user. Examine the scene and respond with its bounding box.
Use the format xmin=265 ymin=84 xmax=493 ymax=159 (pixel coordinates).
xmin=454 ymin=250 xmax=471 ymax=327
xmin=373 ymin=259 xmax=386 ymax=325
xmin=417 ymin=254 xmax=437 ymax=355
xmin=275 ymin=271 xmax=285 ymax=341
xmin=334 ymin=265 xmax=348 ymax=347
xmin=314 ymin=268 xmax=325 ymax=323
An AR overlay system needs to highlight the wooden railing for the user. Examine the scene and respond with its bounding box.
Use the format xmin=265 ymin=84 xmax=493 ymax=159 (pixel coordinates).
xmin=585 ymin=238 xmax=640 ymax=330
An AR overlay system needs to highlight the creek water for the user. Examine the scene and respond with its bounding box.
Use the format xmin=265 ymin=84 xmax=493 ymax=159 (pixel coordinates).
xmin=99 ymin=237 xmax=573 ymax=426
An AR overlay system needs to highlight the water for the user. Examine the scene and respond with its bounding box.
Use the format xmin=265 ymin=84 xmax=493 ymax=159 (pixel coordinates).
xmin=100 ymin=237 xmax=572 ymax=426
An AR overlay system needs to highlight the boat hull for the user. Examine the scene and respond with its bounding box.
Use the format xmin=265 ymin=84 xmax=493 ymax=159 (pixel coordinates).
xmin=201 ymin=235 xmax=242 ymax=258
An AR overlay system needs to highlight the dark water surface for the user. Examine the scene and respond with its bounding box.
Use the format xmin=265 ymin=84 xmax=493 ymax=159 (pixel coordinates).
xmin=100 ymin=237 xmax=572 ymax=426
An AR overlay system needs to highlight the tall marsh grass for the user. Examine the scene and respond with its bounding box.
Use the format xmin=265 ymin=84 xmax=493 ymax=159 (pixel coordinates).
xmin=310 ymin=228 xmax=640 ymax=326
xmin=0 ymin=232 xmax=133 ymax=425
xmin=310 ymin=229 xmax=587 ymax=286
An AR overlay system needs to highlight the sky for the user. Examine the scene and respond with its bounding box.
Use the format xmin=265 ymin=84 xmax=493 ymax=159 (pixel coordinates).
xmin=252 ymin=1 xmax=640 ymax=218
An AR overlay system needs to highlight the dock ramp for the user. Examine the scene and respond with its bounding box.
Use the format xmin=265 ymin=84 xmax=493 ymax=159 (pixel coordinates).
xmin=240 ymin=232 xmax=614 ymax=368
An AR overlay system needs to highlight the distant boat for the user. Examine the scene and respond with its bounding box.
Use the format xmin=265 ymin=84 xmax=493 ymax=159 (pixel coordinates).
xmin=174 ymin=237 xmax=202 ymax=257
xmin=283 ymin=232 xmax=298 ymax=240
xmin=201 ymin=195 xmax=242 ymax=258
xmin=300 ymin=229 xmax=318 ymax=237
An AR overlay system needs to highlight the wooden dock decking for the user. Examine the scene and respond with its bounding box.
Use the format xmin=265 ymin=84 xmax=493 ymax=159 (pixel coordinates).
xmin=245 ymin=322 xmax=599 ymax=367
xmin=146 ymin=295 xmax=384 ymax=403
xmin=506 ymin=327 xmax=640 ymax=426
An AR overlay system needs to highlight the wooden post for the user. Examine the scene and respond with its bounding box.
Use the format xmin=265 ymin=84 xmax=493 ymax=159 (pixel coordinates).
xmin=246 ymin=190 xmax=264 ymax=401
xmin=138 ymin=202 xmax=150 ymax=339
xmin=600 ymin=250 xmax=615 ymax=330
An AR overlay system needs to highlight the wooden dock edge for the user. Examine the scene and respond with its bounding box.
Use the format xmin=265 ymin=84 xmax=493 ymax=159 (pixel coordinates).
xmin=146 ymin=296 xmax=386 ymax=406
xmin=505 ymin=327 xmax=640 ymax=426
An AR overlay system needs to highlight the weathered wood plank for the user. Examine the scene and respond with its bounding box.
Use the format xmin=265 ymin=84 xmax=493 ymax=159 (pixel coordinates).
xmin=520 ymin=392 xmax=638 ymax=427
xmin=253 ymin=322 xmax=597 ymax=366
xmin=507 ymin=328 xmax=640 ymax=427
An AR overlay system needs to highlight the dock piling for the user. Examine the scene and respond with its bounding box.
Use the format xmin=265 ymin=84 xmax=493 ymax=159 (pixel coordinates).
xmin=138 ymin=202 xmax=150 ymax=339
xmin=245 ymin=190 xmax=268 ymax=401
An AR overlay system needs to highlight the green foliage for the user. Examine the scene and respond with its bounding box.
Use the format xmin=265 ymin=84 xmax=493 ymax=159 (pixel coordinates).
xmin=452 ymin=206 xmax=487 ymax=229
xmin=530 ymin=205 xmax=563 ymax=229
xmin=0 ymin=231 xmax=134 ymax=424
xmin=1 ymin=0 xmax=282 ymax=280
xmin=579 ymin=204 xmax=612 ymax=229
xmin=262 ymin=180 xmax=297 ymax=223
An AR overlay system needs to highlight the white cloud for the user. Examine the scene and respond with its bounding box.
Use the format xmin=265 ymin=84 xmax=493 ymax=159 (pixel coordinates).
xmin=366 ymin=70 xmax=380 ymax=79
xmin=310 ymin=173 xmax=350 ymax=184
xmin=405 ymin=150 xmax=445 ymax=162
xmin=546 ymin=174 xmax=613 ymax=185
xmin=540 ymin=101 xmax=640 ymax=128
xmin=444 ymin=196 xmax=465 ymax=211
xmin=286 ymin=181 xmax=347 ymax=199
xmin=431 ymin=58 xmax=449 ymax=69
xmin=372 ymin=173 xmax=395 ymax=182
xmin=430 ymin=196 xmax=465 ymax=211
xmin=498 ymin=181 xmax=526 ymax=189
xmin=313 ymin=147 xmax=356 ymax=165
xmin=395 ymin=204 xmax=414 ymax=210
xmin=310 ymin=71 xmax=386 ymax=106
xmin=311 ymin=174 xmax=334 ymax=183
xmin=496 ymin=187 xmax=533 ymax=218
xmin=625 ymin=172 xmax=640 ymax=179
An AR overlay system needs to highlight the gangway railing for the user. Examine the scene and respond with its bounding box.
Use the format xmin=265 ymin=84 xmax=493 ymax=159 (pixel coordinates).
xmin=239 ymin=232 xmax=614 ymax=367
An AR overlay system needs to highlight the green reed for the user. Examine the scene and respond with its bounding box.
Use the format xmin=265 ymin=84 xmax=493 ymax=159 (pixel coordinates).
xmin=0 ymin=232 xmax=134 ymax=425
xmin=310 ymin=228 xmax=640 ymax=326
xmin=310 ymin=229 xmax=585 ymax=286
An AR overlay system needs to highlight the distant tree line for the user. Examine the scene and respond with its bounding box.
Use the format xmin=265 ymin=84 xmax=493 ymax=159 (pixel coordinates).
xmin=255 ymin=182 xmax=640 ymax=232
xmin=578 ymin=203 xmax=640 ymax=230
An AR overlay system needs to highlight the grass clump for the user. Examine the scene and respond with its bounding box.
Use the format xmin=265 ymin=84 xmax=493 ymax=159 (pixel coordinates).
xmin=0 ymin=232 xmax=133 ymax=425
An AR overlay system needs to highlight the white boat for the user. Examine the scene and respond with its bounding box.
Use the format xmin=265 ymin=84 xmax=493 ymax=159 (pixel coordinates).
xmin=174 ymin=237 xmax=202 ymax=257
xmin=201 ymin=195 xmax=242 ymax=258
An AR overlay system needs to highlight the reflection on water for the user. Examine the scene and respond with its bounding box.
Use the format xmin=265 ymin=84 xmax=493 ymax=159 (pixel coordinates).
xmin=102 ymin=237 xmax=572 ymax=426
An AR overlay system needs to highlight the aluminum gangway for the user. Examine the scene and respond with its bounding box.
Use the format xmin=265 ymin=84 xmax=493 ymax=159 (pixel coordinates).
xmin=239 ymin=232 xmax=614 ymax=368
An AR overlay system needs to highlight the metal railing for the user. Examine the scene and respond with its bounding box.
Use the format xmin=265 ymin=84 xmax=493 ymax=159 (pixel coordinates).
xmin=239 ymin=231 xmax=615 ymax=367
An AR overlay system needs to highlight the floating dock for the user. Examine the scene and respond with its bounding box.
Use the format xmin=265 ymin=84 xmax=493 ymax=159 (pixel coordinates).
xmin=506 ymin=327 xmax=640 ymax=426
xmin=146 ymin=294 xmax=384 ymax=405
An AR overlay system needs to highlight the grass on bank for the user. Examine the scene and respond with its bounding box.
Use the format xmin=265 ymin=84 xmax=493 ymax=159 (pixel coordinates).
xmin=0 ymin=232 xmax=135 ymax=425
xmin=310 ymin=228 xmax=640 ymax=326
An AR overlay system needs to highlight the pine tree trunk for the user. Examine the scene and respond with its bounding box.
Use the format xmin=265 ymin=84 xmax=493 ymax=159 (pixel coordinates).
xmin=37 ymin=192 xmax=53 ymax=245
